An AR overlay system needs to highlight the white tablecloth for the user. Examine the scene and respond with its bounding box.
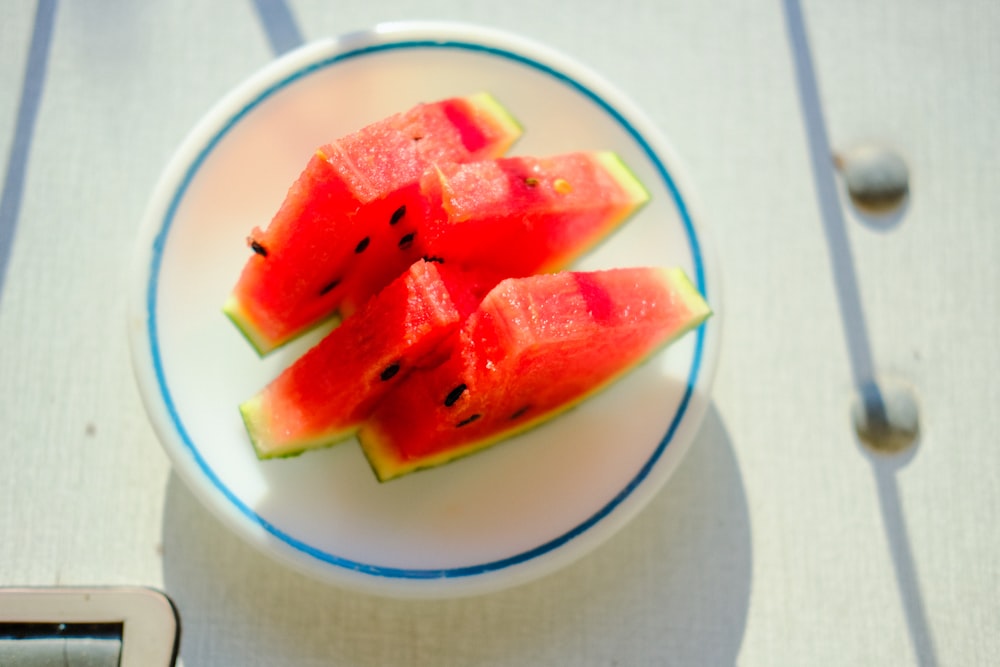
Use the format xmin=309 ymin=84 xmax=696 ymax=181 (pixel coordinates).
xmin=2 ymin=1 xmax=997 ymax=664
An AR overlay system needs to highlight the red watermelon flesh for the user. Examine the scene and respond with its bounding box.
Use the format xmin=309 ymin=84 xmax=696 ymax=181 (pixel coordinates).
xmin=306 ymin=150 xmax=650 ymax=320
xmin=421 ymin=151 xmax=648 ymax=277
xmin=224 ymin=93 xmax=522 ymax=355
xmin=357 ymin=267 xmax=711 ymax=481
xmin=239 ymin=259 xmax=490 ymax=459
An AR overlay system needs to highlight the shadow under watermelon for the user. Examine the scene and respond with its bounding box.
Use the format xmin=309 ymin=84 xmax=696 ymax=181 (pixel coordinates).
xmin=159 ymin=402 xmax=750 ymax=665
xmin=245 ymin=349 xmax=723 ymax=582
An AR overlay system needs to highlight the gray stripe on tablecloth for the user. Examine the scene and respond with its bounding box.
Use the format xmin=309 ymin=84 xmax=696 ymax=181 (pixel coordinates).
xmin=782 ymin=2 xmax=938 ymax=666
xmin=0 ymin=0 xmax=58 ymax=306
xmin=250 ymin=0 xmax=304 ymax=55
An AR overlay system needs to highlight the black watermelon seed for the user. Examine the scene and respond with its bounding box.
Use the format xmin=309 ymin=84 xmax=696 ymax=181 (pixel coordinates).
xmin=509 ymin=405 xmax=532 ymax=420
xmin=355 ymin=237 xmax=370 ymax=253
xmin=390 ymin=205 xmax=406 ymax=225
xmin=456 ymin=414 xmax=481 ymax=428
xmin=249 ymin=239 xmax=268 ymax=257
xmin=398 ymin=232 xmax=416 ymax=250
xmin=380 ymin=362 xmax=401 ymax=381
xmin=444 ymin=384 xmax=467 ymax=407
xmin=318 ymin=278 xmax=340 ymax=296
xmin=524 ymin=177 xmax=539 ymax=187
xmin=422 ymin=255 xmax=445 ymax=264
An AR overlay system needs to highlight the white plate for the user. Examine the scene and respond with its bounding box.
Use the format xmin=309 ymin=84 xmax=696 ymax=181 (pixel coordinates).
xmin=129 ymin=21 xmax=722 ymax=598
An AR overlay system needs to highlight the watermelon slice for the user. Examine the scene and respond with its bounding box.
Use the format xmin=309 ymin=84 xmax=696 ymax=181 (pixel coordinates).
xmin=331 ymin=150 xmax=650 ymax=317
xmin=223 ymin=93 xmax=523 ymax=355
xmin=239 ymin=260 xmax=487 ymax=458
xmin=415 ymin=151 xmax=648 ymax=281
xmin=358 ymin=267 xmax=711 ymax=482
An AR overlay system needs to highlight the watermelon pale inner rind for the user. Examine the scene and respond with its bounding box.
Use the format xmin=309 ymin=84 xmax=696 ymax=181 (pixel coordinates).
xmin=358 ymin=267 xmax=711 ymax=482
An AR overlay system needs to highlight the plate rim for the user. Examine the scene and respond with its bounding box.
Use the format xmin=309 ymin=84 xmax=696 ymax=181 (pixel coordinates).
xmin=129 ymin=20 xmax=723 ymax=598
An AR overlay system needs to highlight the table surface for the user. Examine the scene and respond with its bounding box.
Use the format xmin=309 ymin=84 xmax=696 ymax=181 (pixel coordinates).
xmin=2 ymin=1 xmax=998 ymax=665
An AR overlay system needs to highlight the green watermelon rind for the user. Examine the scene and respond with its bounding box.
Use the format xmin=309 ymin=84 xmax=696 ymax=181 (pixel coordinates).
xmin=466 ymin=91 xmax=524 ymax=153
xmin=532 ymin=150 xmax=651 ymax=274
xmin=223 ymin=293 xmax=282 ymax=356
xmin=223 ymin=293 xmax=341 ymax=357
xmin=239 ymin=394 xmax=360 ymax=459
xmin=594 ymin=150 xmax=651 ymax=210
xmin=358 ymin=267 xmax=712 ymax=482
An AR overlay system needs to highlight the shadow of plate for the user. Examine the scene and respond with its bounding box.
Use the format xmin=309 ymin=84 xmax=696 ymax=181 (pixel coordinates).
xmin=160 ymin=405 xmax=750 ymax=666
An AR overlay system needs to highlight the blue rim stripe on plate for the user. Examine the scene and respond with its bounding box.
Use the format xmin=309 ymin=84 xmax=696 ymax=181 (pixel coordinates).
xmin=147 ymin=38 xmax=707 ymax=580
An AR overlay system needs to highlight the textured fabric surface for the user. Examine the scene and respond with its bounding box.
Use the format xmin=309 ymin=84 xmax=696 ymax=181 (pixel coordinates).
xmin=1 ymin=1 xmax=998 ymax=665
